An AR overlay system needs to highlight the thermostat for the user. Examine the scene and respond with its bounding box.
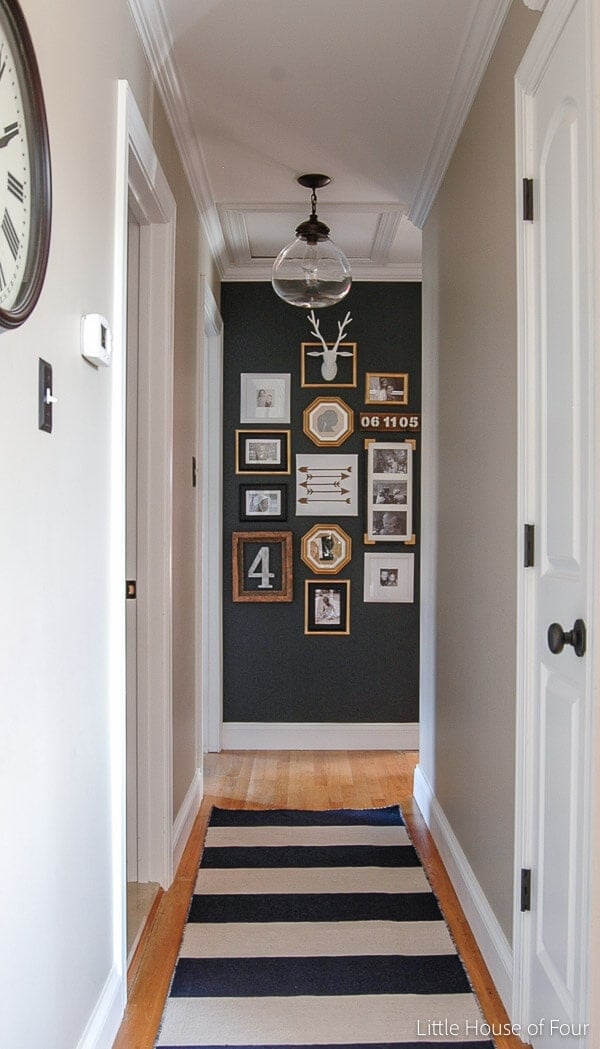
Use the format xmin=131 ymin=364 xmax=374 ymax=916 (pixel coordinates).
xmin=81 ymin=314 xmax=112 ymax=367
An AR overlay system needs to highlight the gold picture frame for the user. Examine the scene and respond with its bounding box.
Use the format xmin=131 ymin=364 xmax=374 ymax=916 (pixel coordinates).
xmin=301 ymin=523 xmax=352 ymax=575
xmin=302 ymin=396 xmax=354 ymax=447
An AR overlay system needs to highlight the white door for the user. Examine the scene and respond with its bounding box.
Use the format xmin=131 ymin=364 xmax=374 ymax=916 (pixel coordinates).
xmin=516 ymin=0 xmax=594 ymax=1042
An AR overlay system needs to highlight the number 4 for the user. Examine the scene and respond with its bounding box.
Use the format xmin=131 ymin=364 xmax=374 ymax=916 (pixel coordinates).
xmin=247 ymin=546 xmax=274 ymax=589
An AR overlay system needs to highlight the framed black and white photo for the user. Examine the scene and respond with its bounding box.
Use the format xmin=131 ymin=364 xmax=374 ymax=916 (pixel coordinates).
xmin=240 ymin=373 xmax=291 ymax=424
xmin=301 ymin=523 xmax=352 ymax=574
xmin=366 ymin=441 xmax=413 ymax=541
xmin=232 ymin=531 xmax=293 ymax=602
xmin=239 ymin=484 xmax=287 ymax=521
xmin=235 ymin=430 xmax=291 ymax=475
xmin=365 ymin=372 xmax=409 ymax=405
xmin=303 ymin=396 xmax=354 ymax=447
xmin=296 ymin=453 xmax=358 ymax=516
xmin=304 ymin=580 xmax=350 ymax=635
xmin=364 ymin=553 xmax=414 ymax=603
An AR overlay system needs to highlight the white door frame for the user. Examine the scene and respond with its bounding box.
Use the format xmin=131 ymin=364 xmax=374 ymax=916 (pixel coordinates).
xmin=513 ymin=0 xmax=599 ymax=1031
xmin=198 ymin=277 xmax=223 ymax=753
xmin=111 ymin=79 xmax=176 ymax=981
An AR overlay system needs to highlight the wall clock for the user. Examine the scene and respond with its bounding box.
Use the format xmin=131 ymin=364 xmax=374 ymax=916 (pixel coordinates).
xmin=0 ymin=0 xmax=51 ymax=330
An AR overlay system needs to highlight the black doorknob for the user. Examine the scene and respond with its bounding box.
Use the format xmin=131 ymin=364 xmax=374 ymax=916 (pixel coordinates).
xmin=547 ymin=618 xmax=586 ymax=657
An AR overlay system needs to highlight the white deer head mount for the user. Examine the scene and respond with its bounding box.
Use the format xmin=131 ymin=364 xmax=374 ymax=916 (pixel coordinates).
xmin=306 ymin=309 xmax=353 ymax=382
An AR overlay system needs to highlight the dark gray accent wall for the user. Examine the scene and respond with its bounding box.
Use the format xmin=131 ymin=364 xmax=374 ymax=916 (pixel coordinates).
xmin=221 ymin=282 xmax=421 ymax=723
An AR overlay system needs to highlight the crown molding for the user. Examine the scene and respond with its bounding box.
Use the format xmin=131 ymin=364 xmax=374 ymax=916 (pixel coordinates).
xmin=410 ymin=0 xmax=513 ymax=228
xmin=220 ymin=260 xmax=422 ymax=283
xmin=127 ymin=0 xmax=229 ymax=276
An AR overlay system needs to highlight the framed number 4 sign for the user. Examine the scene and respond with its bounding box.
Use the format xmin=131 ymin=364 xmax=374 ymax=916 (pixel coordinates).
xmin=232 ymin=531 xmax=293 ymax=602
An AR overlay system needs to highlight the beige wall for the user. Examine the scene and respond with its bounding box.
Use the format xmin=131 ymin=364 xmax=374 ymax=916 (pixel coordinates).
xmin=0 ymin=3 xmax=216 ymax=1046
xmin=420 ymin=0 xmax=539 ymax=941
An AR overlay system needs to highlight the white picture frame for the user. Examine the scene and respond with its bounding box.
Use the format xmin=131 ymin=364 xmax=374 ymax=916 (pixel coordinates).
xmin=363 ymin=553 xmax=414 ymax=603
xmin=366 ymin=441 xmax=413 ymax=540
xmin=240 ymin=372 xmax=291 ymax=424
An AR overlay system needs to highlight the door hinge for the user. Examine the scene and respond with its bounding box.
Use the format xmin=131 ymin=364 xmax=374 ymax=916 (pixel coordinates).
xmin=521 ymin=868 xmax=532 ymax=912
xmin=192 ymin=455 xmax=197 ymax=488
xmin=523 ymin=178 xmax=534 ymax=221
xmin=126 ymin=580 xmax=137 ymax=599
xmin=524 ymin=523 xmax=535 ymax=567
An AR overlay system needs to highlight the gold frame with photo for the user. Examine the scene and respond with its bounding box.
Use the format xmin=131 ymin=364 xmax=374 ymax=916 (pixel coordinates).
xmin=364 ymin=372 xmax=409 ymax=406
xmin=301 ymin=523 xmax=352 ymax=575
xmin=304 ymin=579 xmax=350 ymax=635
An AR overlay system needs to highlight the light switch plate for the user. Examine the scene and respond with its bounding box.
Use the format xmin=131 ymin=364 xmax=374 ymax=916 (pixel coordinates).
xmin=38 ymin=358 xmax=53 ymax=433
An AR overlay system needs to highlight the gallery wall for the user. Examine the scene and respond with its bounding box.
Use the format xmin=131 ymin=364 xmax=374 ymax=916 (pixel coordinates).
xmin=221 ymin=282 xmax=421 ymax=727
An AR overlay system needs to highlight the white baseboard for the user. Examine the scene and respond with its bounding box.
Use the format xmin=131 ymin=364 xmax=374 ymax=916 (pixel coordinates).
xmin=220 ymin=722 xmax=419 ymax=751
xmin=413 ymin=764 xmax=513 ymax=1013
xmin=75 ymin=963 xmax=124 ymax=1049
xmin=172 ymin=767 xmax=203 ymax=873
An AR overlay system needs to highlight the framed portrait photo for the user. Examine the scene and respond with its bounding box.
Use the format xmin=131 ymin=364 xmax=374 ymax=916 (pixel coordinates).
xmin=232 ymin=531 xmax=293 ymax=602
xmin=364 ymin=553 xmax=414 ymax=603
xmin=303 ymin=396 xmax=354 ymax=447
xmin=235 ymin=429 xmax=291 ymax=475
xmin=304 ymin=579 xmax=350 ymax=635
xmin=239 ymin=483 xmax=287 ymax=522
xmin=366 ymin=441 xmax=413 ymax=541
xmin=365 ymin=372 xmax=409 ymax=406
xmin=301 ymin=523 xmax=352 ymax=574
xmin=240 ymin=373 xmax=291 ymax=424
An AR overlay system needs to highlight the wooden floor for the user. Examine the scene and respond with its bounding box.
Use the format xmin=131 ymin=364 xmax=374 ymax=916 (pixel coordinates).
xmin=112 ymin=751 xmax=527 ymax=1049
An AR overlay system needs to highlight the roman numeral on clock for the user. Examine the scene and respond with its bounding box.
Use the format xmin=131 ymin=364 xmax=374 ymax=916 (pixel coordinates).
xmin=0 ymin=261 xmax=5 ymax=291
xmin=7 ymin=172 xmax=23 ymax=202
xmin=2 ymin=208 xmax=20 ymax=259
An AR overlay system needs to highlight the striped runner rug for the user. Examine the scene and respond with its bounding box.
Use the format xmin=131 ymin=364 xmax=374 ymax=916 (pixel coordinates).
xmin=155 ymin=805 xmax=494 ymax=1048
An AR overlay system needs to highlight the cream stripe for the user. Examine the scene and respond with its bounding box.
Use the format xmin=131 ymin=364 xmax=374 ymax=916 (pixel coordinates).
xmin=205 ymin=825 xmax=410 ymax=847
xmin=156 ymin=993 xmax=487 ymax=1046
xmin=180 ymin=920 xmax=456 ymax=958
xmin=194 ymin=866 xmax=431 ymax=895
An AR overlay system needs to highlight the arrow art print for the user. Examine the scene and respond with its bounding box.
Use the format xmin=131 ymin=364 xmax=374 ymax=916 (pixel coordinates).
xmin=295 ymin=454 xmax=358 ymax=516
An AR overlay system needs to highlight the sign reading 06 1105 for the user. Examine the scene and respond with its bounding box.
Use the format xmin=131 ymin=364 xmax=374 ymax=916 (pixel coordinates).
xmin=0 ymin=0 xmax=51 ymax=331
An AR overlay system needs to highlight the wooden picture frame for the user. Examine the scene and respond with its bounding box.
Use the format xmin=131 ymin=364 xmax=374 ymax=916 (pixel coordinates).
xmin=301 ymin=523 xmax=352 ymax=574
xmin=303 ymin=395 xmax=354 ymax=447
xmin=304 ymin=579 xmax=350 ymax=635
xmin=235 ymin=429 xmax=291 ymax=475
xmin=365 ymin=372 xmax=409 ymax=405
xmin=232 ymin=531 xmax=293 ymax=602
xmin=301 ymin=341 xmax=358 ymax=388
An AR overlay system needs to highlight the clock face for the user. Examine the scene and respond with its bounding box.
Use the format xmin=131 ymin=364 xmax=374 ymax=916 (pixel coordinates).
xmin=0 ymin=0 xmax=50 ymax=329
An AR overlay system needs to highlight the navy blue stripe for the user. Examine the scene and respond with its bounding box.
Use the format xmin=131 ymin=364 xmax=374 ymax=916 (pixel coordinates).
xmin=159 ymin=1044 xmax=493 ymax=1049
xmin=209 ymin=805 xmax=403 ymax=827
xmin=169 ymin=954 xmax=472 ymax=998
xmin=187 ymin=891 xmax=443 ymax=924
xmin=200 ymin=844 xmax=420 ymax=869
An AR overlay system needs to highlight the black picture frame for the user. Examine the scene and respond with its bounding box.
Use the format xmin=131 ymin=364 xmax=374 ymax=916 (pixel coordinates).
xmin=235 ymin=429 xmax=291 ymax=475
xmin=239 ymin=483 xmax=288 ymax=522
xmin=304 ymin=579 xmax=350 ymax=635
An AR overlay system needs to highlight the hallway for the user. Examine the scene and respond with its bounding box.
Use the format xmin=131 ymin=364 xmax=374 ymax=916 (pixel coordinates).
xmin=113 ymin=751 xmax=525 ymax=1049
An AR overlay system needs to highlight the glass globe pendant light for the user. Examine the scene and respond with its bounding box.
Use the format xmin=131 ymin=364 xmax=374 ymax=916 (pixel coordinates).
xmin=272 ymin=174 xmax=351 ymax=309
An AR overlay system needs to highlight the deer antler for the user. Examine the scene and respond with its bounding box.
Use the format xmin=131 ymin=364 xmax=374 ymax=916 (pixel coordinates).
xmin=331 ymin=311 xmax=352 ymax=353
xmin=307 ymin=309 xmax=329 ymax=352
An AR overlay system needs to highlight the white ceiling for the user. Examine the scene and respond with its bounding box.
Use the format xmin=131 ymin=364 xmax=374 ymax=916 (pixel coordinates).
xmin=128 ymin=0 xmax=514 ymax=281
